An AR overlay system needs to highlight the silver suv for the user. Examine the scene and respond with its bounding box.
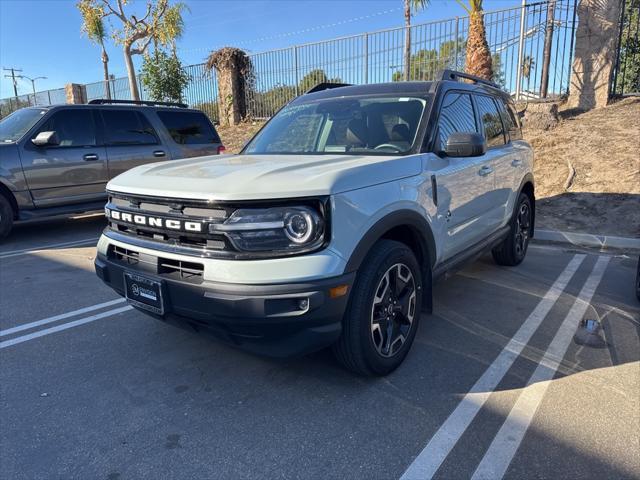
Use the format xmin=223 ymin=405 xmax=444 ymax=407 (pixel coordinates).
xmin=0 ymin=100 xmax=224 ymax=239
xmin=95 ymin=71 xmax=534 ymax=376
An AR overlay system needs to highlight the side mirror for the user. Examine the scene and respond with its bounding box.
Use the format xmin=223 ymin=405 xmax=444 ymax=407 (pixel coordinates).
xmin=444 ymin=132 xmax=486 ymax=157
xmin=32 ymin=131 xmax=60 ymax=147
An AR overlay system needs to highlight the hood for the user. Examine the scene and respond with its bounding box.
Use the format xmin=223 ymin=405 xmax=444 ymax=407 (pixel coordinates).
xmin=107 ymin=153 xmax=422 ymax=201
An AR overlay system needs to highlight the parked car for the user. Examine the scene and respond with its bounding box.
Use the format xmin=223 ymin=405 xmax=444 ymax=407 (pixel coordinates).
xmin=0 ymin=99 xmax=224 ymax=239
xmin=95 ymin=70 xmax=534 ymax=376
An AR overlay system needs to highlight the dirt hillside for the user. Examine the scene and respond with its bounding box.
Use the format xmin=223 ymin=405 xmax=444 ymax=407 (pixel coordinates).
xmin=217 ymin=98 xmax=640 ymax=238
xmin=525 ymin=97 xmax=640 ymax=237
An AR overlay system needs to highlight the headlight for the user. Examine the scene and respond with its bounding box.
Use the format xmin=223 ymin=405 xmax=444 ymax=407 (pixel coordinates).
xmin=210 ymin=206 xmax=325 ymax=254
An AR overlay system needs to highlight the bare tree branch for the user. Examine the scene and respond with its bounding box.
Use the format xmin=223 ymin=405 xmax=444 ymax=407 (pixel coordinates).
xmin=130 ymin=36 xmax=153 ymax=55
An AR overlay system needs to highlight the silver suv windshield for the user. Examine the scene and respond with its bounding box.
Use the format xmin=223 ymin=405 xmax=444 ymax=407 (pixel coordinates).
xmin=244 ymin=95 xmax=428 ymax=155
xmin=0 ymin=108 xmax=48 ymax=143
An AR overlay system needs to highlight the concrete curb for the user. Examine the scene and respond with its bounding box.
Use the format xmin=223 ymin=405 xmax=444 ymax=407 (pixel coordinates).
xmin=533 ymin=229 xmax=640 ymax=253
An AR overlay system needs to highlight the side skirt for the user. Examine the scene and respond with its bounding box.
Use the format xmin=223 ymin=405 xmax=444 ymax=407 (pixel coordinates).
xmin=432 ymin=225 xmax=510 ymax=281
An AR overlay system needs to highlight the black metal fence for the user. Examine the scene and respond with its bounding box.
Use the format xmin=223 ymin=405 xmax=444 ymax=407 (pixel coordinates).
xmin=1 ymin=1 xmax=579 ymax=121
xmin=612 ymin=0 xmax=640 ymax=96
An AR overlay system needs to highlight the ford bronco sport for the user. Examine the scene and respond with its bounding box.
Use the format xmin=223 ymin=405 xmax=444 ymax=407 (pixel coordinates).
xmin=95 ymin=70 xmax=535 ymax=376
xmin=0 ymin=99 xmax=224 ymax=239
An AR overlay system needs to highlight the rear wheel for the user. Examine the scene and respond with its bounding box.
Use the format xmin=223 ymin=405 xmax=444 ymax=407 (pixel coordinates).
xmin=333 ymin=240 xmax=423 ymax=376
xmin=492 ymin=192 xmax=532 ymax=266
xmin=0 ymin=194 xmax=14 ymax=240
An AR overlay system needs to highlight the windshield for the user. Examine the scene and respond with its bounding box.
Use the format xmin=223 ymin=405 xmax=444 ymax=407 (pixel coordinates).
xmin=0 ymin=108 xmax=48 ymax=143
xmin=244 ymin=95 xmax=428 ymax=155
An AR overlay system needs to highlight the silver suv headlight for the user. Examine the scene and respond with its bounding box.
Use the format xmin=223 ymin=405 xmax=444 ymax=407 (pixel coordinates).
xmin=210 ymin=206 xmax=326 ymax=253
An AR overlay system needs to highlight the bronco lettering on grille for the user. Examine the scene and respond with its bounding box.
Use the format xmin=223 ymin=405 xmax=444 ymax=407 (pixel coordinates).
xmin=106 ymin=208 xmax=203 ymax=233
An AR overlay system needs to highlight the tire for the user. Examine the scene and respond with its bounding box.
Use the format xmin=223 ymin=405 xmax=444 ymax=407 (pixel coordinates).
xmin=333 ymin=239 xmax=423 ymax=376
xmin=0 ymin=194 xmax=14 ymax=240
xmin=635 ymin=256 xmax=640 ymax=302
xmin=492 ymin=192 xmax=532 ymax=267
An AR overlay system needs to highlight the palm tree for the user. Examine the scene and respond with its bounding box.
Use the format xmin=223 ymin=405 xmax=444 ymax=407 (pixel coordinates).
xmin=403 ymin=0 xmax=430 ymax=81
xmin=78 ymin=1 xmax=111 ymax=99
xmin=456 ymin=0 xmax=493 ymax=80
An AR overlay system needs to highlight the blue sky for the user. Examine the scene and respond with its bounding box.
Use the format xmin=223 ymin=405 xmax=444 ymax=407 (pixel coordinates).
xmin=0 ymin=0 xmax=522 ymax=98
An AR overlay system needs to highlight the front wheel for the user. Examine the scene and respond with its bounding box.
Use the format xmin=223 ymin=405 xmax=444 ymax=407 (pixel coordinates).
xmin=333 ymin=240 xmax=423 ymax=376
xmin=492 ymin=192 xmax=532 ymax=266
xmin=0 ymin=194 xmax=14 ymax=240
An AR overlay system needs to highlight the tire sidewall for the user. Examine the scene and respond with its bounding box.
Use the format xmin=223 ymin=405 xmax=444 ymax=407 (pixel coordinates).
xmin=352 ymin=242 xmax=423 ymax=375
xmin=0 ymin=195 xmax=13 ymax=239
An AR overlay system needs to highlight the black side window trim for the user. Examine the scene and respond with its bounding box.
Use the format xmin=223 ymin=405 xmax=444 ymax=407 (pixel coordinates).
xmin=99 ymin=109 xmax=160 ymax=147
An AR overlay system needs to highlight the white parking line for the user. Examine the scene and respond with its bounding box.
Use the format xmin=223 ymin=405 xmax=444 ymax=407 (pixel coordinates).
xmin=471 ymin=255 xmax=610 ymax=480
xmin=0 ymin=298 xmax=125 ymax=337
xmin=0 ymin=237 xmax=99 ymax=259
xmin=400 ymin=254 xmax=586 ymax=480
xmin=0 ymin=306 xmax=133 ymax=349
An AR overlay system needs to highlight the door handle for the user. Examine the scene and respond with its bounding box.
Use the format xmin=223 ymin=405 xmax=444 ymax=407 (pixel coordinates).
xmin=478 ymin=165 xmax=494 ymax=176
xmin=511 ymin=159 xmax=523 ymax=167
xmin=83 ymin=153 xmax=99 ymax=161
xmin=153 ymin=150 xmax=166 ymax=157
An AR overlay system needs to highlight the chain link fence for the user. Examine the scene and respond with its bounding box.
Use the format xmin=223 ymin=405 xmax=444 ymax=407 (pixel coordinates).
xmin=1 ymin=1 xmax=578 ymax=121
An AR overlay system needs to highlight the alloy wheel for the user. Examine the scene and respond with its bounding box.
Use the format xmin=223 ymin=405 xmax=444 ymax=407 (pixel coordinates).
xmin=514 ymin=202 xmax=531 ymax=257
xmin=370 ymin=263 xmax=417 ymax=358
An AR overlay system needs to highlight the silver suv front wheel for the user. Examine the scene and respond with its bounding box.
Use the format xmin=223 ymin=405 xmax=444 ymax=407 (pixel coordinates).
xmin=333 ymin=239 xmax=423 ymax=376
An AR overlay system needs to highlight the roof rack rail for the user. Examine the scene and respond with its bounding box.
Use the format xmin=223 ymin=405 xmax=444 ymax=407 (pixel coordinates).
xmin=305 ymin=82 xmax=352 ymax=94
xmin=438 ymin=69 xmax=500 ymax=89
xmin=88 ymin=99 xmax=188 ymax=108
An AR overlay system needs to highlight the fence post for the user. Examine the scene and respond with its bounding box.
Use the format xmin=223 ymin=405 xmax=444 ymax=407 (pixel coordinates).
xmin=363 ymin=33 xmax=369 ymax=84
xmin=47 ymin=90 xmax=51 ymax=105
xmin=294 ymin=46 xmax=300 ymax=96
xmin=454 ymin=17 xmax=460 ymax=69
xmin=515 ymin=0 xmax=527 ymax=101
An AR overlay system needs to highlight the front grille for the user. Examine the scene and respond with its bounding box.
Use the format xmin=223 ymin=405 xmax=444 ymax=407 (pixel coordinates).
xmin=159 ymin=259 xmax=204 ymax=281
xmin=106 ymin=192 xmax=232 ymax=254
xmin=107 ymin=244 xmax=204 ymax=284
xmin=112 ymin=245 xmax=140 ymax=265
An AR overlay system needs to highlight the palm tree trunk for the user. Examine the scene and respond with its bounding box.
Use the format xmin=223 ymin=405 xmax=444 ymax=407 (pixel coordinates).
xmin=124 ymin=44 xmax=140 ymax=101
xmin=101 ymin=45 xmax=111 ymax=100
xmin=465 ymin=9 xmax=493 ymax=80
xmin=403 ymin=0 xmax=411 ymax=81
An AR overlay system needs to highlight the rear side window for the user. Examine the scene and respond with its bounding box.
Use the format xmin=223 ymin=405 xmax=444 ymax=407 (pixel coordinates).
xmin=101 ymin=110 xmax=158 ymax=146
xmin=157 ymin=111 xmax=221 ymax=145
xmin=475 ymin=95 xmax=506 ymax=147
xmin=36 ymin=109 xmax=96 ymax=147
xmin=436 ymin=92 xmax=477 ymax=149
xmin=496 ymin=99 xmax=522 ymax=141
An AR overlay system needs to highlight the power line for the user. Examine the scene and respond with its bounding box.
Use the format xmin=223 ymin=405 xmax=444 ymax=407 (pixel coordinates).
xmin=182 ymin=7 xmax=404 ymax=56
xmin=3 ymin=67 xmax=23 ymax=97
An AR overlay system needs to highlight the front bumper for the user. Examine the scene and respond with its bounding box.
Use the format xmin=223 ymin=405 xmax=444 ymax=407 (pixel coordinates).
xmin=95 ymin=253 xmax=354 ymax=357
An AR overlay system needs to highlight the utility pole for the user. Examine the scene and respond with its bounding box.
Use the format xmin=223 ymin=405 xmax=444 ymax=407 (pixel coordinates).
xmin=3 ymin=67 xmax=23 ymax=96
xmin=540 ymin=0 xmax=557 ymax=98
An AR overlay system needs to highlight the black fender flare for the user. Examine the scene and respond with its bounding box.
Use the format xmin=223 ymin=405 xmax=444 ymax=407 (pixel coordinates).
xmin=344 ymin=209 xmax=436 ymax=313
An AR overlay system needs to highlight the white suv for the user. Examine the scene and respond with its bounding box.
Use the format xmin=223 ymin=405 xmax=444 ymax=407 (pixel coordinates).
xmin=95 ymin=70 xmax=534 ymax=376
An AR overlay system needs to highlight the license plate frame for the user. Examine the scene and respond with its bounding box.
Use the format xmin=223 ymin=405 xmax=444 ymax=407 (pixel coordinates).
xmin=124 ymin=272 xmax=165 ymax=315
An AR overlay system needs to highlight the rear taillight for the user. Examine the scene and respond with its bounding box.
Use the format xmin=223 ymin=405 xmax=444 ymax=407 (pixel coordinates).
xmin=217 ymin=145 xmax=226 ymax=154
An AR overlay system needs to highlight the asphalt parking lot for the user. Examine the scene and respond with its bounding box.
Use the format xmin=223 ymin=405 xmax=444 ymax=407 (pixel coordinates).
xmin=1 ymin=216 xmax=638 ymax=480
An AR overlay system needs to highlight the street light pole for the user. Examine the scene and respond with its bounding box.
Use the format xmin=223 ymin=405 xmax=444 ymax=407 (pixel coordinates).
xmin=16 ymin=75 xmax=47 ymax=105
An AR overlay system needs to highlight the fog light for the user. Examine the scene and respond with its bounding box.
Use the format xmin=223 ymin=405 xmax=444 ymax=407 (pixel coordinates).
xmin=298 ymin=298 xmax=309 ymax=310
